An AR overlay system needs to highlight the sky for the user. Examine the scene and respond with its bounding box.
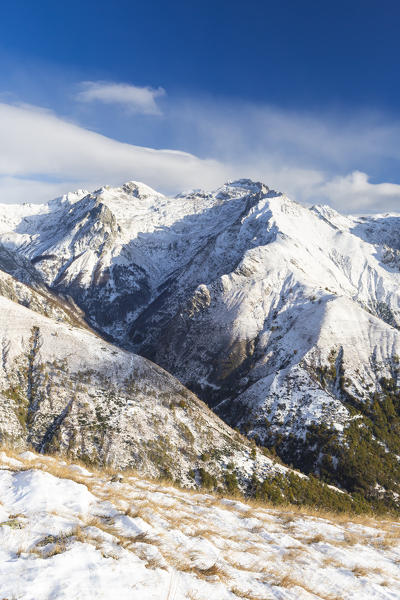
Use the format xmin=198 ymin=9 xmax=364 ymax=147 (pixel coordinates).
xmin=1 ymin=0 xmax=400 ymax=212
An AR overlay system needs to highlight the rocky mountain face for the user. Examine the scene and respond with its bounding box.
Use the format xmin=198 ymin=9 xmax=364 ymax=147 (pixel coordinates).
xmin=0 ymin=257 xmax=291 ymax=493
xmin=2 ymin=179 xmax=400 ymax=506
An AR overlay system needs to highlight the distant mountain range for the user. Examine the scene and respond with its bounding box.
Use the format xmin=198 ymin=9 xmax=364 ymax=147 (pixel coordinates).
xmin=1 ymin=178 xmax=400 ymax=509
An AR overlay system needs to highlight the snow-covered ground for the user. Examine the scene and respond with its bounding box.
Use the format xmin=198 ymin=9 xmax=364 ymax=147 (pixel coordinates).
xmin=1 ymin=449 xmax=400 ymax=599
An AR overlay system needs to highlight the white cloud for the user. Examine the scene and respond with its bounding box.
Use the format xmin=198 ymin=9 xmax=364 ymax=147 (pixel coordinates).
xmin=171 ymin=99 xmax=400 ymax=177
xmin=1 ymin=98 xmax=400 ymax=213
xmin=0 ymin=177 xmax=79 ymax=205
xmin=166 ymin=98 xmax=400 ymax=212
xmin=75 ymin=81 xmax=165 ymax=114
xmin=0 ymin=102 xmax=230 ymax=203
xmin=317 ymin=171 xmax=400 ymax=213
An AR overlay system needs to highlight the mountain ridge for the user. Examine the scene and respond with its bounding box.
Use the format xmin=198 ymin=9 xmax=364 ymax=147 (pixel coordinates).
xmin=2 ymin=178 xmax=400 ymax=507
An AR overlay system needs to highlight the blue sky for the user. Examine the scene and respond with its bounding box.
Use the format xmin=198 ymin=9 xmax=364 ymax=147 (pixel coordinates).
xmin=1 ymin=0 xmax=400 ymax=211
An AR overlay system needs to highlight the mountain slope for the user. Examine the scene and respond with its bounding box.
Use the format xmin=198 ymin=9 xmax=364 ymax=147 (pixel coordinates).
xmin=0 ymin=242 xmax=88 ymax=328
xmin=1 ymin=449 xmax=400 ymax=600
xmin=0 ymin=273 xmax=292 ymax=491
xmin=3 ymin=180 xmax=400 ymax=503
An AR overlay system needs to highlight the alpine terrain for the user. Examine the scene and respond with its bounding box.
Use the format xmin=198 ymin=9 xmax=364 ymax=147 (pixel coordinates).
xmin=1 ymin=179 xmax=400 ymax=511
xmin=1 ymin=448 xmax=400 ymax=600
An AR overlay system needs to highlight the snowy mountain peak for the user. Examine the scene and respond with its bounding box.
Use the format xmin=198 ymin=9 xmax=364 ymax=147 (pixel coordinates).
xmin=119 ymin=180 xmax=165 ymax=198
xmin=57 ymin=189 xmax=89 ymax=205
xmin=310 ymin=203 xmax=353 ymax=231
xmin=174 ymin=179 xmax=273 ymax=204
xmin=222 ymin=178 xmax=271 ymax=194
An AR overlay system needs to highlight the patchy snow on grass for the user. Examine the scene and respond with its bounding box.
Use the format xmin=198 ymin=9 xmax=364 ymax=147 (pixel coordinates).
xmin=0 ymin=449 xmax=400 ymax=599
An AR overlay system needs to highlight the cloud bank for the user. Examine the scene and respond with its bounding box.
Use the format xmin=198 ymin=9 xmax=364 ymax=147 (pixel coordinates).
xmin=1 ymin=92 xmax=400 ymax=213
xmin=320 ymin=171 xmax=400 ymax=212
xmin=0 ymin=102 xmax=229 ymax=203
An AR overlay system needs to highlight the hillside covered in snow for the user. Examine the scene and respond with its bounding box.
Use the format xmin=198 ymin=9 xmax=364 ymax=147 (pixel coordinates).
xmin=0 ymin=263 xmax=304 ymax=495
xmin=1 ymin=448 xmax=400 ymax=600
xmin=1 ymin=179 xmax=400 ymax=509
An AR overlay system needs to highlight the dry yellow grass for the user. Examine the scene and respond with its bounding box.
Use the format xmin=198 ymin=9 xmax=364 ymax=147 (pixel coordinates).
xmin=229 ymin=586 xmax=273 ymax=600
xmin=283 ymin=547 xmax=309 ymax=562
xmin=43 ymin=542 xmax=66 ymax=558
xmin=321 ymin=556 xmax=344 ymax=569
xmin=1 ymin=444 xmax=398 ymax=529
xmin=371 ymin=530 xmax=400 ymax=550
xmin=3 ymin=442 xmax=400 ymax=598
xmin=351 ymin=565 xmax=369 ymax=577
xmin=259 ymin=570 xmax=345 ymax=600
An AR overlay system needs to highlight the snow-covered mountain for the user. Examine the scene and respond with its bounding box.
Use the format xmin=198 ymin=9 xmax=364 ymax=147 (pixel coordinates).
xmin=0 ymin=256 xmax=296 ymax=491
xmin=2 ymin=179 xmax=400 ymax=504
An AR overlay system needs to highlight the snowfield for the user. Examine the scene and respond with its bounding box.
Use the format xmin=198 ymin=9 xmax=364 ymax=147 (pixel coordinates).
xmin=1 ymin=449 xmax=400 ymax=599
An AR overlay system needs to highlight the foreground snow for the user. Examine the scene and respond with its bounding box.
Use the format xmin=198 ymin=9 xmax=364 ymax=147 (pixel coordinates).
xmin=0 ymin=450 xmax=400 ymax=599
